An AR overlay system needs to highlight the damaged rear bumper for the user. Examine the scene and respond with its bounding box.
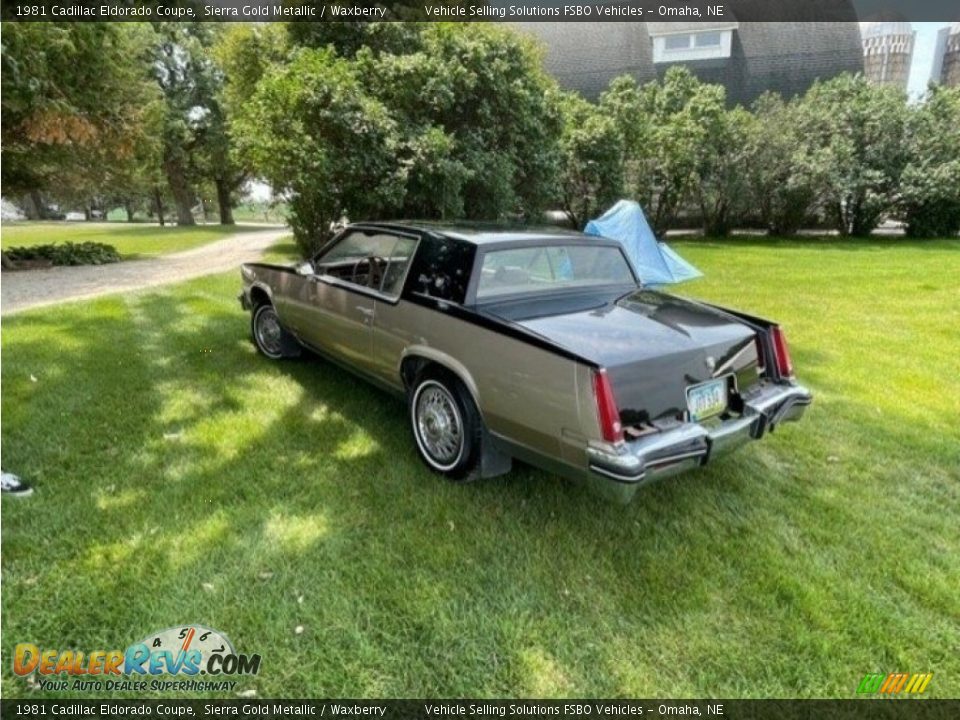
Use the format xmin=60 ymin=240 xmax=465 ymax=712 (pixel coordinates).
xmin=585 ymin=382 xmax=813 ymax=503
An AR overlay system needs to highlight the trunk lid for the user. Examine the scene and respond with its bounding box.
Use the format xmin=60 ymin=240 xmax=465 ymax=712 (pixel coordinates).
xmin=486 ymin=289 xmax=761 ymax=425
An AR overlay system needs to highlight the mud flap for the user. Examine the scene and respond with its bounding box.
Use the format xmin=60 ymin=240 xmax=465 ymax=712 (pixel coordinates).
xmin=471 ymin=426 xmax=513 ymax=480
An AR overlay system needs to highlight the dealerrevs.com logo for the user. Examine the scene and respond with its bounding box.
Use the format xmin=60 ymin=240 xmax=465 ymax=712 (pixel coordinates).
xmin=13 ymin=625 xmax=260 ymax=693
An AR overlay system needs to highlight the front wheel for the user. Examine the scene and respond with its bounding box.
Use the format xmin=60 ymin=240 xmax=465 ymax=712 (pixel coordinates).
xmin=409 ymin=371 xmax=481 ymax=481
xmin=251 ymin=304 xmax=301 ymax=360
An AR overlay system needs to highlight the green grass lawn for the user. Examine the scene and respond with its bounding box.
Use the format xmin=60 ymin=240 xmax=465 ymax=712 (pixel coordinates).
xmin=1 ymin=222 xmax=269 ymax=259
xmin=1 ymin=237 xmax=957 ymax=699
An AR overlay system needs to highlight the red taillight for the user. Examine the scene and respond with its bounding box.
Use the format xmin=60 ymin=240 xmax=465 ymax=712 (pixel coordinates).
xmin=593 ymin=369 xmax=623 ymax=443
xmin=771 ymin=326 xmax=794 ymax=378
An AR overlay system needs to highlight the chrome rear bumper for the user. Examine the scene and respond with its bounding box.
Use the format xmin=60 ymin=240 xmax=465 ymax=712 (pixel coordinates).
xmin=585 ymin=382 xmax=812 ymax=503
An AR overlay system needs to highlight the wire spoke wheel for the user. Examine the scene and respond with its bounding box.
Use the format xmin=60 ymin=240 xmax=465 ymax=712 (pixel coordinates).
xmin=255 ymin=307 xmax=284 ymax=358
xmin=415 ymin=382 xmax=464 ymax=468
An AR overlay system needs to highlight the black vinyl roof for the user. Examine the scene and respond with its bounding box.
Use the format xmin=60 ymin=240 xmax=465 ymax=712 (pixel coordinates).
xmin=352 ymin=221 xmax=618 ymax=247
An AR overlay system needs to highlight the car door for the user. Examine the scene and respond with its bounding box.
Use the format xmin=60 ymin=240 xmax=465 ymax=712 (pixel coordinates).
xmin=296 ymin=229 xmax=410 ymax=374
xmin=367 ymin=233 xmax=422 ymax=385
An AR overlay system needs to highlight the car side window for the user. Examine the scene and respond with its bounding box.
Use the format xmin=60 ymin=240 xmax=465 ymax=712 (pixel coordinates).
xmin=316 ymin=231 xmax=395 ymax=267
xmin=379 ymin=237 xmax=418 ymax=298
xmin=314 ymin=230 xmax=416 ymax=297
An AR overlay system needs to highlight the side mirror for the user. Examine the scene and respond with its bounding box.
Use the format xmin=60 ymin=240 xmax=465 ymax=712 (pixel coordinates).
xmin=295 ymin=261 xmax=314 ymax=276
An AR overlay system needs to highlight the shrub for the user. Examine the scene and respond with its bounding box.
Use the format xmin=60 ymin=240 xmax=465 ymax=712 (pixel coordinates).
xmin=744 ymin=93 xmax=816 ymax=235
xmin=233 ymin=25 xmax=564 ymax=256
xmin=3 ymin=242 xmax=121 ymax=266
xmin=900 ymin=85 xmax=960 ymax=238
xmin=557 ymin=92 xmax=624 ymax=228
xmin=599 ymin=69 xmax=727 ymax=236
xmin=695 ymin=107 xmax=754 ymax=237
xmin=795 ymin=74 xmax=907 ymax=237
xmin=233 ymin=48 xmax=404 ymax=257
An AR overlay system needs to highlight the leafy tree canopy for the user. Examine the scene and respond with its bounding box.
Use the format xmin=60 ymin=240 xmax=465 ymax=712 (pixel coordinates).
xmin=796 ymin=73 xmax=907 ymax=236
xmin=233 ymin=22 xmax=563 ymax=253
xmin=900 ymin=84 xmax=960 ymax=238
xmin=1 ymin=23 xmax=160 ymax=208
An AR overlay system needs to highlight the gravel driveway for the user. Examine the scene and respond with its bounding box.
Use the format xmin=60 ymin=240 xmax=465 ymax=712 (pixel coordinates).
xmin=1 ymin=226 xmax=288 ymax=316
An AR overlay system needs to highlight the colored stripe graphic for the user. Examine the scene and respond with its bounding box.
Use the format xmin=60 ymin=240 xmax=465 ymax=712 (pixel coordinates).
xmin=858 ymin=672 xmax=933 ymax=694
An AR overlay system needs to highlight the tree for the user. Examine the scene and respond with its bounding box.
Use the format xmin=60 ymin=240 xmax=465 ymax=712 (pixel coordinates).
xmin=357 ymin=23 xmax=563 ymax=221
xmin=900 ymin=85 xmax=960 ymax=238
xmin=1 ymin=23 xmax=160 ymax=216
xmin=234 ymin=48 xmax=404 ymax=255
xmin=556 ymin=93 xmax=623 ymax=228
xmin=598 ymin=75 xmax=656 ymax=216
xmin=796 ymin=74 xmax=907 ymax=236
xmin=213 ymin=24 xmax=291 ymax=225
xmin=599 ymin=68 xmax=726 ymax=235
xmin=232 ymin=23 xmax=565 ymax=253
xmin=286 ymin=18 xmax=424 ymax=59
xmin=742 ymin=93 xmax=816 ymax=235
xmin=695 ymin=107 xmax=754 ymax=236
xmin=150 ymin=22 xmax=245 ymax=226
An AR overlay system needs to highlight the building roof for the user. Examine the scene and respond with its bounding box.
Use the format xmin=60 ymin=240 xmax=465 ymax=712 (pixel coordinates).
xmin=514 ymin=20 xmax=864 ymax=104
xmin=646 ymin=21 xmax=739 ymax=36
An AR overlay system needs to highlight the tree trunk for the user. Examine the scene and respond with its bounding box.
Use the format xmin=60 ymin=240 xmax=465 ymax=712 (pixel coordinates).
xmin=25 ymin=190 xmax=45 ymax=220
xmin=162 ymin=153 xmax=196 ymax=226
xmin=215 ymin=176 xmax=235 ymax=225
xmin=125 ymin=201 xmax=135 ymax=223
xmin=154 ymin=187 xmax=166 ymax=227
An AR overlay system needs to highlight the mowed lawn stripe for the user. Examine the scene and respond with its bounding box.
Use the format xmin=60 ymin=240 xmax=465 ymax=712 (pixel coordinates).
xmin=1 ymin=238 xmax=957 ymax=698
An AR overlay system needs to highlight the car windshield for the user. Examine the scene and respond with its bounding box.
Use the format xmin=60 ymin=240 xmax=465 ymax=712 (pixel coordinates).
xmin=476 ymin=244 xmax=636 ymax=300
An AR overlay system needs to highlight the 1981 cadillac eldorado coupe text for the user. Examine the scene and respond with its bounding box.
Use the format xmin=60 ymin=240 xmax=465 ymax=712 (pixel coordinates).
xmin=239 ymin=223 xmax=812 ymax=502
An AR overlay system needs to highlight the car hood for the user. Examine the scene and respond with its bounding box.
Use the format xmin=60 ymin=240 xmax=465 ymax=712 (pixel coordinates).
xmin=486 ymin=289 xmax=760 ymax=424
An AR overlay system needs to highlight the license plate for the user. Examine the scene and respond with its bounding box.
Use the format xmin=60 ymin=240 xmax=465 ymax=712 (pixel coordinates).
xmin=686 ymin=378 xmax=728 ymax=421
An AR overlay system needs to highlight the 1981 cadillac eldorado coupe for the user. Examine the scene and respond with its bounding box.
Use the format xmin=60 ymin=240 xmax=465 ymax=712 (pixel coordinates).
xmin=240 ymin=223 xmax=812 ymax=502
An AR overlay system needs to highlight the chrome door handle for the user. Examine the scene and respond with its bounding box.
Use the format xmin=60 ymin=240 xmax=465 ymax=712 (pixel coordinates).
xmin=356 ymin=306 xmax=374 ymax=317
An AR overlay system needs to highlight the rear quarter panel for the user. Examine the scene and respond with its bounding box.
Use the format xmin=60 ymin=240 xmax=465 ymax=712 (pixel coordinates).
xmin=382 ymin=297 xmax=592 ymax=468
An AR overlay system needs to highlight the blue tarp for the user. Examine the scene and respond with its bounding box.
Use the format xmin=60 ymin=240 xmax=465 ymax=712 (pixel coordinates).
xmin=584 ymin=200 xmax=702 ymax=286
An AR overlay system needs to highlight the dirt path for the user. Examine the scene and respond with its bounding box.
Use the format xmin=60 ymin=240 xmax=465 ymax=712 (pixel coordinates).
xmin=1 ymin=226 xmax=288 ymax=316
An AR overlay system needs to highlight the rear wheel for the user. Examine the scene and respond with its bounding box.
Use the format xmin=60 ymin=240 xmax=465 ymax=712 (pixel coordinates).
xmin=251 ymin=303 xmax=301 ymax=360
xmin=409 ymin=370 xmax=481 ymax=481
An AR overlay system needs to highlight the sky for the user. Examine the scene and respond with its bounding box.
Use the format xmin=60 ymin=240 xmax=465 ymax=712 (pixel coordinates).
xmin=904 ymin=22 xmax=952 ymax=98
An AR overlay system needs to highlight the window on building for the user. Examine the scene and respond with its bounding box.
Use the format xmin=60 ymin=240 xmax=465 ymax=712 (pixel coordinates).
xmin=650 ymin=25 xmax=737 ymax=63
xmin=694 ymin=31 xmax=723 ymax=48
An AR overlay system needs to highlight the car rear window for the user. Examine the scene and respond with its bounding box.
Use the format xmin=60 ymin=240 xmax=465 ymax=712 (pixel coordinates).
xmin=476 ymin=245 xmax=635 ymax=300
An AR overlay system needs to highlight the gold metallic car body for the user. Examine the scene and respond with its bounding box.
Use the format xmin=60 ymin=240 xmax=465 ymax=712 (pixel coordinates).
xmin=240 ymin=223 xmax=811 ymax=502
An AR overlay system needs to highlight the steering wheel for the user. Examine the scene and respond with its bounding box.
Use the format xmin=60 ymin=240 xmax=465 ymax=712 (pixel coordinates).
xmin=350 ymin=255 xmax=387 ymax=289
